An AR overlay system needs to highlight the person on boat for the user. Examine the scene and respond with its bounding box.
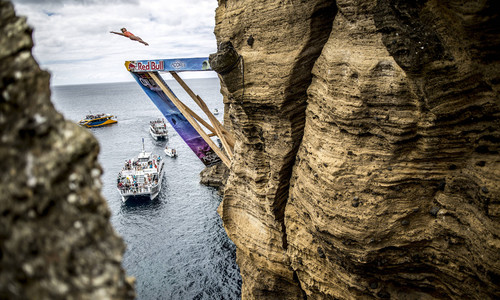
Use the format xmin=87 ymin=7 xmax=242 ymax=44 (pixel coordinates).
xmin=110 ymin=28 xmax=149 ymax=46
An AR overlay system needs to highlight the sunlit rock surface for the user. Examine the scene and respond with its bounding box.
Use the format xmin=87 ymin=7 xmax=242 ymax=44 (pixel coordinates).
xmin=214 ymin=0 xmax=500 ymax=299
xmin=0 ymin=1 xmax=134 ymax=298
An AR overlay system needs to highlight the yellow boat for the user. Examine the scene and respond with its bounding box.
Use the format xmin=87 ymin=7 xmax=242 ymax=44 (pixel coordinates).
xmin=78 ymin=113 xmax=117 ymax=128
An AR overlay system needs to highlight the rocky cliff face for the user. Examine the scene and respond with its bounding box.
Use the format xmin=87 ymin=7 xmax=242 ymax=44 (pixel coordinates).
xmin=214 ymin=0 xmax=500 ymax=299
xmin=0 ymin=1 xmax=134 ymax=299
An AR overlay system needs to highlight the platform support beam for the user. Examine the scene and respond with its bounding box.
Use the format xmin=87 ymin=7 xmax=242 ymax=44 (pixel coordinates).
xmin=148 ymin=72 xmax=232 ymax=168
xmin=169 ymin=71 xmax=234 ymax=157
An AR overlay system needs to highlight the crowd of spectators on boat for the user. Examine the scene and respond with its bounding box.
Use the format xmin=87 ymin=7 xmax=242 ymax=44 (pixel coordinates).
xmin=117 ymin=175 xmax=159 ymax=192
xmin=117 ymin=156 xmax=163 ymax=193
xmin=84 ymin=113 xmax=106 ymax=120
xmin=122 ymin=156 xmax=161 ymax=171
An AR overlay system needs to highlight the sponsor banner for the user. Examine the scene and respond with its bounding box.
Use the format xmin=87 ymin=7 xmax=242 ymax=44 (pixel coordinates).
xmin=125 ymin=57 xmax=211 ymax=73
xmin=130 ymin=71 xmax=221 ymax=167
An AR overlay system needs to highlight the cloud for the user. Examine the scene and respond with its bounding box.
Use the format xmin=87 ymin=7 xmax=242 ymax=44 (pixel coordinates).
xmin=10 ymin=0 xmax=218 ymax=86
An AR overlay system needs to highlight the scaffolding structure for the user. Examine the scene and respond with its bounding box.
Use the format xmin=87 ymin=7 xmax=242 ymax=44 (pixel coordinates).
xmin=125 ymin=58 xmax=234 ymax=168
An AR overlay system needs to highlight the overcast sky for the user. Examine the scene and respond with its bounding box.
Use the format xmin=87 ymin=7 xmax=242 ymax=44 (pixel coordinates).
xmin=10 ymin=0 xmax=219 ymax=86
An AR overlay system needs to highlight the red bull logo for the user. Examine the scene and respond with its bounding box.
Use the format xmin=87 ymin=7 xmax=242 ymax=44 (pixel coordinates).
xmin=128 ymin=61 xmax=164 ymax=72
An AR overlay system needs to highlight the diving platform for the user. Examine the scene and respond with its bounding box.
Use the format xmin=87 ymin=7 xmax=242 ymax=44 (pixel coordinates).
xmin=125 ymin=57 xmax=234 ymax=168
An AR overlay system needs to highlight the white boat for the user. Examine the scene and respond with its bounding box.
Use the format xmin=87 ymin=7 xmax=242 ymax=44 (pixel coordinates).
xmin=117 ymin=144 xmax=165 ymax=202
xmin=149 ymin=119 xmax=168 ymax=140
xmin=164 ymin=147 xmax=177 ymax=158
xmin=213 ymin=108 xmax=219 ymax=115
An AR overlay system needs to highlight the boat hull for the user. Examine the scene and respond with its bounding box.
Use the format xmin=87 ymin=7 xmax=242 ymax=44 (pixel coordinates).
xmin=119 ymin=185 xmax=161 ymax=202
xmin=79 ymin=115 xmax=117 ymax=128
xmin=164 ymin=148 xmax=177 ymax=158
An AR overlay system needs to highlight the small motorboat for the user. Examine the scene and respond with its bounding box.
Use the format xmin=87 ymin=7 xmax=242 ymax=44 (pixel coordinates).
xmin=149 ymin=118 xmax=168 ymax=141
xmin=213 ymin=108 xmax=219 ymax=115
xmin=78 ymin=113 xmax=117 ymax=128
xmin=164 ymin=147 xmax=177 ymax=158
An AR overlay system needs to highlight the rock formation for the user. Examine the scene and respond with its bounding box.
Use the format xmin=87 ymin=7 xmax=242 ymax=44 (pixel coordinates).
xmin=213 ymin=0 xmax=500 ymax=299
xmin=0 ymin=1 xmax=134 ymax=298
xmin=200 ymin=163 xmax=230 ymax=193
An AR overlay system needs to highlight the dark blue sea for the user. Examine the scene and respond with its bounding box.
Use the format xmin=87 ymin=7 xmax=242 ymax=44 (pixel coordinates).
xmin=52 ymin=77 xmax=241 ymax=300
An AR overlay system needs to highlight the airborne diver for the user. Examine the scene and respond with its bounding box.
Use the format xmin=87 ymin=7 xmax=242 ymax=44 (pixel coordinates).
xmin=110 ymin=28 xmax=149 ymax=46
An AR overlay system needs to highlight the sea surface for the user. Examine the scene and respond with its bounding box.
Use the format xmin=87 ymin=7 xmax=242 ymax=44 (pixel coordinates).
xmin=52 ymin=77 xmax=242 ymax=300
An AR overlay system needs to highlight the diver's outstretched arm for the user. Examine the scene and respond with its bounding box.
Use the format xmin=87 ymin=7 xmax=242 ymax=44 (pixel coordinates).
xmin=110 ymin=31 xmax=126 ymax=37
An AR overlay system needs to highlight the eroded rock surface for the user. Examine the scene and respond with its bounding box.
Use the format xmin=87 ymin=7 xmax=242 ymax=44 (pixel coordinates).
xmin=214 ymin=0 xmax=499 ymax=299
xmin=0 ymin=1 xmax=134 ymax=299
xmin=214 ymin=0 xmax=336 ymax=298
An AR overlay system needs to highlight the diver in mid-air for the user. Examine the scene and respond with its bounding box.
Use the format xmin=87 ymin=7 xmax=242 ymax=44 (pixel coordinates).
xmin=110 ymin=28 xmax=149 ymax=46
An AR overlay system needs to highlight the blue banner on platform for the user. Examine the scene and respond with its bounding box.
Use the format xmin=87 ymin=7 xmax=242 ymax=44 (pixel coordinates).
xmin=130 ymin=71 xmax=221 ymax=166
xmin=125 ymin=57 xmax=211 ymax=73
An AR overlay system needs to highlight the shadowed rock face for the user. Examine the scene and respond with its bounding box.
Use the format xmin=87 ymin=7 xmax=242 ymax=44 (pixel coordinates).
xmin=0 ymin=1 xmax=134 ymax=299
xmin=214 ymin=0 xmax=499 ymax=299
xmin=214 ymin=0 xmax=337 ymax=298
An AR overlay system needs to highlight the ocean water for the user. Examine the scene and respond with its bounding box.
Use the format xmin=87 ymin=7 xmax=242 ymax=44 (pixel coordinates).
xmin=51 ymin=77 xmax=241 ymax=300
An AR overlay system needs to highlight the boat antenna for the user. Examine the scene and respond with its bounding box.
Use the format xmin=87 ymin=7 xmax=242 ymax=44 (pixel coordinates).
xmin=142 ymin=138 xmax=145 ymax=152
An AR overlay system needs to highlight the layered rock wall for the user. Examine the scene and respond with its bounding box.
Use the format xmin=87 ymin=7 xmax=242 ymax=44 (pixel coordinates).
xmin=0 ymin=1 xmax=134 ymax=298
xmin=215 ymin=0 xmax=337 ymax=298
xmin=215 ymin=0 xmax=500 ymax=299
